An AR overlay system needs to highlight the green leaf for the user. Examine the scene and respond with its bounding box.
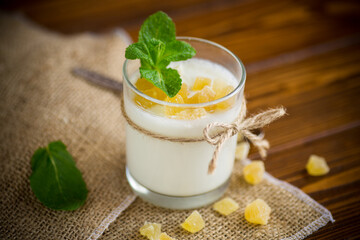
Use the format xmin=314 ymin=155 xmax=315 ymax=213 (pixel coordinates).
xmin=139 ymin=11 xmax=176 ymax=44
xmin=161 ymin=68 xmax=182 ymax=97
xmin=161 ymin=41 xmax=196 ymax=63
xmin=30 ymin=141 xmax=88 ymax=211
xmin=140 ymin=67 xmax=182 ymax=98
xmin=125 ymin=42 xmax=153 ymax=65
xmin=146 ymin=38 xmax=166 ymax=66
xmin=125 ymin=11 xmax=196 ymax=97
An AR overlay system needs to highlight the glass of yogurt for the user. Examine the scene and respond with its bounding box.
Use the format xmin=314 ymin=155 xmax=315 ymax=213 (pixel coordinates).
xmin=123 ymin=37 xmax=246 ymax=209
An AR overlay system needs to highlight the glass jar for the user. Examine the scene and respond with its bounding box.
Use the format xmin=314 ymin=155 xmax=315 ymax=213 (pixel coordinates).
xmin=123 ymin=37 xmax=246 ymax=209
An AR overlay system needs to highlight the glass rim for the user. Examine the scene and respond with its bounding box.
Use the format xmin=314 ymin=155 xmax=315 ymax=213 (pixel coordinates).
xmin=123 ymin=36 xmax=246 ymax=108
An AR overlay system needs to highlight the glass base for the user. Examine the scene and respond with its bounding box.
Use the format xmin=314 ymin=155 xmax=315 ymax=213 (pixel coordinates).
xmin=126 ymin=167 xmax=229 ymax=210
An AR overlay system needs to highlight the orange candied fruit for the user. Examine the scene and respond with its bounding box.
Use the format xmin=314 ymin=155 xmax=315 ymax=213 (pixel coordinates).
xmin=134 ymin=78 xmax=167 ymax=109
xmin=133 ymin=76 xmax=236 ymax=119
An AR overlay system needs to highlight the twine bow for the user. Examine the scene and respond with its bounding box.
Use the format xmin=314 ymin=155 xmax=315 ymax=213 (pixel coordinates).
xmin=203 ymin=99 xmax=286 ymax=174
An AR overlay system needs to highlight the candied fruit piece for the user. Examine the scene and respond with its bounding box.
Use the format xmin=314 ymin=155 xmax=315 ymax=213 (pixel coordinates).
xmin=134 ymin=78 xmax=167 ymax=109
xmin=213 ymin=197 xmax=239 ymax=216
xmin=181 ymin=210 xmax=205 ymax=233
xmin=178 ymin=83 xmax=189 ymax=102
xmin=244 ymin=199 xmax=271 ymax=225
xmin=306 ymin=155 xmax=329 ymax=176
xmin=216 ymin=86 xmax=235 ymax=110
xmin=135 ymin=78 xmax=155 ymax=91
xmin=188 ymin=86 xmax=216 ymax=104
xmin=140 ymin=222 xmax=161 ymax=240
xmin=134 ymin=94 xmax=153 ymax=109
xmin=216 ymin=84 xmax=234 ymax=99
xmin=197 ymin=86 xmax=216 ymax=103
xmin=212 ymin=79 xmax=229 ymax=98
xmin=243 ymin=161 xmax=265 ymax=185
xmin=235 ymin=142 xmax=250 ymax=160
xmin=165 ymin=95 xmax=185 ymax=116
xmin=176 ymin=108 xmax=207 ymax=120
xmin=192 ymin=77 xmax=212 ymax=91
xmin=159 ymin=233 xmax=177 ymax=240
xmin=144 ymin=87 xmax=167 ymax=101
xmin=187 ymin=92 xmax=200 ymax=104
xmin=212 ymin=79 xmax=235 ymax=110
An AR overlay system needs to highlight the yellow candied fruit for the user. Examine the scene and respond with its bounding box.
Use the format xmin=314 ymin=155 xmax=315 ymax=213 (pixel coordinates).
xmin=135 ymin=78 xmax=155 ymax=91
xmin=235 ymin=141 xmax=250 ymax=160
xmin=181 ymin=210 xmax=205 ymax=233
xmin=244 ymin=199 xmax=271 ymax=225
xmin=177 ymin=82 xmax=189 ymax=102
xmin=243 ymin=161 xmax=265 ymax=185
xmin=134 ymin=79 xmax=167 ymax=109
xmin=165 ymin=95 xmax=185 ymax=116
xmin=159 ymin=233 xmax=177 ymax=240
xmin=176 ymin=108 xmax=207 ymax=120
xmin=140 ymin=222 xmax=161 ymax=240
xmin=197 ymin=86 xmax=216 ymax=103
xmin=188 ymin=86 xmax=215 ymax=103
xmin=192 ymin=77 xmax=212 ymax=91
xmin=213 ymin=197 xmax=239 ymax=216
xmin=212 ymin=79 xmax=235 ymax=110
xmin=306 ymin=155 xmax=329 ymax=176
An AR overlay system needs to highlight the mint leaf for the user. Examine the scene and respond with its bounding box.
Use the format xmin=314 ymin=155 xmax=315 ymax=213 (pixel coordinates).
xmin=161 ymin=68 xmax=182 ymax=95
xmin=161 ymin=41 xmax=196 ymax=63
xmin=30 ymin=141 xmax=88 ymax=211
xmin=140 ymin=67 xmax=182 ymax=97
xmin=125 ymin=42 xmax=153 ymax=65
xmin=139 ymin=11 xmax=175 ymax=44
xmin=125 ymin=11 xmax=196 ymax=97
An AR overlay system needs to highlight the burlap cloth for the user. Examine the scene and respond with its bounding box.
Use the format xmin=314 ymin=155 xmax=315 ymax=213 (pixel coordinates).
xmin=0 ymin=13 xmax=334 ymax=240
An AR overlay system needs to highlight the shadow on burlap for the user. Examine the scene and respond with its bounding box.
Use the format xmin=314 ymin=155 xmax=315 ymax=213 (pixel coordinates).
xmin=0 ymin=13 xmax=333 ymax=240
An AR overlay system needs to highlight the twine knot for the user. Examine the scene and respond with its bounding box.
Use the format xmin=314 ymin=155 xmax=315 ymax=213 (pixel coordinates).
xmin=204 ymin=99 xmax=286 ymax=174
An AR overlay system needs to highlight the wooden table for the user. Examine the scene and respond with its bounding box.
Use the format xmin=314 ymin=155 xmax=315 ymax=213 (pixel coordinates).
xmin=2 ymin=0 xmax=360 ymax=238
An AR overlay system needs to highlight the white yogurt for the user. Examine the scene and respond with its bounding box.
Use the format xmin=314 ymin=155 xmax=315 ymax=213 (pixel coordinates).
xmin=125 ymin=58 xmax=243 ymax=196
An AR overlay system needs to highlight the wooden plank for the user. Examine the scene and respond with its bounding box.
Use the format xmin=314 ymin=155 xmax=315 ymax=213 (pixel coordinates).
xmin=125 ymin=0 xmax=360 ymax=63
xmin=245 ymin=45 xmax=360 ymax=149
xmin=255 ymin=126 xmax=360 ymax=239
xmin=1 ymin=0 xmax=241 ymax=33
xmin=3 ymin=0 xmax=360 ymax=63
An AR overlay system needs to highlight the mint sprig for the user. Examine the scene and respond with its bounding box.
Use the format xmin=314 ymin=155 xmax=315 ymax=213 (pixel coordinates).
xmin=30 ymin=141 xmax=88 ymax=211
xmin=125 ymin=11 xmax=196 ymax=97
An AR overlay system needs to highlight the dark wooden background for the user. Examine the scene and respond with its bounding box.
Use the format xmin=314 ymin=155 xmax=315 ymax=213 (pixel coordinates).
xmin=2 ymin=0 xmax=360 ymax=239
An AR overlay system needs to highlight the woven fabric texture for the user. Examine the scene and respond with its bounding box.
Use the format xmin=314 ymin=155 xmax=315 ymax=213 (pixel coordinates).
xmin=0 ymin=13 xmax=133 ymax=239
xmin=100 ymin=158 xmax=334 ymax=240
xmin=0 ymin=13 xmax=333 ymax=240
